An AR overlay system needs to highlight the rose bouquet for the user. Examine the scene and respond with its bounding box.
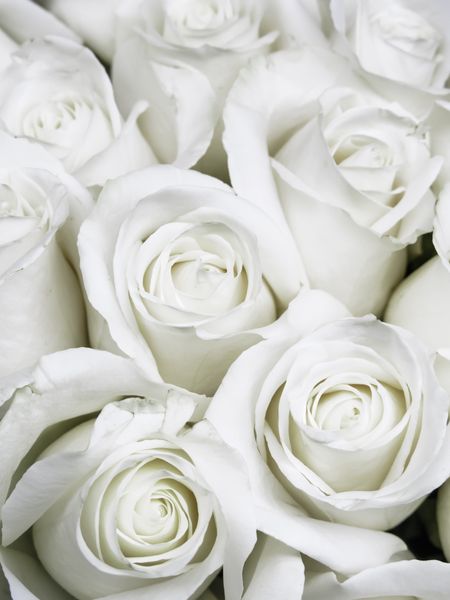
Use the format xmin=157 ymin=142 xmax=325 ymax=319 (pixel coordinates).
xmin=1 ymin=0 xmax=450 ymax=599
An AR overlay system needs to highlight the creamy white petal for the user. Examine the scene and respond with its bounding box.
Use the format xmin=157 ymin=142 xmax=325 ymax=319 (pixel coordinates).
xmin=113 ymin=38 xmax=218 ymax=168
xmin=384 ymin=256 xmax=450 ymax=351
xmin=304 ymin=559 xmax=450 ymax=599
xmin=242 ymin=534 xmax=304 ymax=600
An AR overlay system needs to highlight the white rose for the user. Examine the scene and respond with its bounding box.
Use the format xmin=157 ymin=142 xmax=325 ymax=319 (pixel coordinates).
xmin=112 ymin=0 xmax=276 ymax=175
xmin=327 ymin=0 xmax=450 ymax=90
xmin=43 ymin=0 xmax=327 ymax=62
xmin=385 ymin=184 xmax=450 ymax=393
xmin=78 ymin=165 xmax=304 ymax=395
xmin=113 ymin=0 xmax=329 ymax=175
xmin=0 ymin=36 xmax=156 ymax=187
xmin=224 ymin=46 xmax=442 ymax=316
xmin=0 ymin=348 xmax=253 ymax=600
xmin=43 ymin=0 xmax=327 ymax=174
xmin=208 ymin=309 xmax=450 ymax=533
xmin=0 ymin=0 xmax=80 ymax=70
xmin=0 ymin=132 xmax=92 ymax=378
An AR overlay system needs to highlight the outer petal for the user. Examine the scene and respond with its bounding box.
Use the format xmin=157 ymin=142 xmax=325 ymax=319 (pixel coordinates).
xmin=384 ymin=256 xmax=450 ymax=351
xmin=180 ymin=421 xmax=257 ymax=600
xmin=0 ymin=0 xmax=81 ymax=45
xmin=223 ymin=47 xmax=359 ymax=229
xmin=273 ymin=161 xmax=407 ymax=316
xmin=304 ymin=559 xmax=450 ymax=600
xmin=75 ymin=101 xmax=158 ymax=188
xmin=113 ymin=37 xmax=218 ymax=168
xmin=0 ymin=238 xmax=87 ymax=378
xmin=0 ymin=547 xmax=72 ymax=600
xmin=0 ymin=134 xmax=92 ymax=376
xmin=41 ymin=0 xmax=116 ymax=62
xmin=242 ymin=534 xmax=304 ymax=600
xmin=262 ymin=0 xmax=328 ymax=49
xmin=0 ymin=348 xmax=203 ymax=506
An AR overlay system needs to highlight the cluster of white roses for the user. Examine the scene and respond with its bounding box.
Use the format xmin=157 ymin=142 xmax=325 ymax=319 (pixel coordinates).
xmin=1 ymin=0 xmax=450 ymax=598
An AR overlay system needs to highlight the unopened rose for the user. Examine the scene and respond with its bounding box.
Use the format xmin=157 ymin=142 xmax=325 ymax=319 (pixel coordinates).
xmin=78 ymin=165 xmax=304 ymax=395
xmin=209 ymin=309 xmax=450 ymax=532
xmin=224 ymin=46 xmax=442 ymax=315
xmin=326 ymin=0 xmax=450 ymax=90
xmin=0 ymin=348 xmax=253 ymax=600
xmin=0 ymin=132 xmax=92 ymax=378
xmin=0 ymin=36 xmax=156 ymax=187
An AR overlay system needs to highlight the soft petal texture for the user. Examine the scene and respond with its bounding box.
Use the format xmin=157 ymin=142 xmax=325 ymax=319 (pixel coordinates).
xmin=208 ymin=311 xmax=450 ymax=539
xmin=0 ymin=0 xmax=81 ymax=45
xmin=43 ymin=0 xmax=326 ymax=60
xmin=384 ymin=256 xmax=450 ymax=352
xmin=0 ymin=36 xmax=119 ymax=174
xmin=110 ymin=0 xmax=280 ymax=175
xmin=40 ymin=0 xmax=117 ymax=62
xmin=304 ymin=559 xmax=450 ymax=599
xmin=113 ymin=38 xmax=218 ymax=168
xmin=0 ymin=547 xmax=73 ymax=600
xmin=242 ymin=534 xmax=304 ymax=600
xmin=78 ymin=165 xmax=304 ymax=395
xmin=1 ymin=381 xmax=255 ymax=600
xmin=45 ymin=0 xmax=325 ymax=175
xmin=0 ymin=36 xmax=155 ymax=183
xmin=0 ymin=348 xmax=206 ymax=506
xmin=328 ymin=0 xmax=450 ymax=90
xmin=75 ymin=100 xmax=158 ymax=188
xmin=224 ymin=47 xmax=439 ymax=315
xmin=208 ymin=292 xmax=411 ymax=570
xmin=0 ymin=133 xmax=92 ymax=377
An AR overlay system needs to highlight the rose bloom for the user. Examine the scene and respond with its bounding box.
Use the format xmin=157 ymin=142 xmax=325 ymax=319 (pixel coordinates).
xmin=224 ymin=46 xmax=442 ymax=316
xmin=208 ymin=301 xmax=450 ymax=533
xmin=0 ymin=36 xmax=155 ymax=187
xmin=78 ymin=165 xmax=304 ymax=395
xmin=325 ymin=0 xmax=450 ymax=91
xmin=42 ymin=0 xmax=326 ymax=173
xmin=0 ymin=348 xmax=254 ymax=600
xmin=42 ymin=0 xmax=326 ymax=63
xmin=0 ymin=132 xmax=92 ymax=378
